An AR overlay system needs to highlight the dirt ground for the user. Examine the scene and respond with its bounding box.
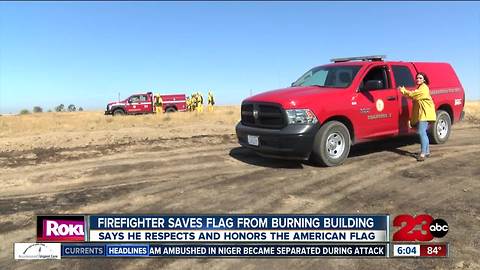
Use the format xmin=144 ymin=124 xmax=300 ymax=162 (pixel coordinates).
xmin=0 ymin=108 xmax=479 ymax=270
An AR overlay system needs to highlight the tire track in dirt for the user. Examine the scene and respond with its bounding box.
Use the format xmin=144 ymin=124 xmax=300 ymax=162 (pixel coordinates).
xmin=307 ymin=146 xmax=480 ymax=212
xmin=1 ymin=141 xmax=240 ymax=228
xmin=0 ymin=134 xmax=237 ymax=168
xmin=0 ymin=142 xmax=240 ymax=197
xmin=0 ymin=143 xmax=266 ymax=234
xmin=0 ymin=142 xmax=236 ymax=187
xmin=0 ymin=140 xmax=263 ymax=265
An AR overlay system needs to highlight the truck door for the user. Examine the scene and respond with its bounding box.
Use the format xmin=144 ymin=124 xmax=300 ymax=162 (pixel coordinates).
xmin=391 ymin=64 xmax=417 ymax=134
xmin=138 ymin=94 xmax=152 ymax=113
xmin=354 ymin=64 xmax=399 ymax=138
xmin=125 ymin=95 xmax=141 ymax=114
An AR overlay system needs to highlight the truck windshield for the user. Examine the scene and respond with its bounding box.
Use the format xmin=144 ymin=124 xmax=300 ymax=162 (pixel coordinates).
xmin=292 ymin=66 xmax=361 ymax=88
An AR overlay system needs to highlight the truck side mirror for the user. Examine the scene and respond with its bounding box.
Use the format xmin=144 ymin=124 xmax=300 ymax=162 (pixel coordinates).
xmin=365 ymin=80 xmax=384 ymax=90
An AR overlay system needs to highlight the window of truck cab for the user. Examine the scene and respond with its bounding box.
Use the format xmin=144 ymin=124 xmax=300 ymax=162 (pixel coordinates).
xmin=359 ymin=65 xmax=392 ymax=91
xmin=292 ymin=65 xmax=361 ymax=88
xmin=392 ymin=65 xmax=415 ymax=88
xmin=129 ymin=95 xmax=140 ymax=103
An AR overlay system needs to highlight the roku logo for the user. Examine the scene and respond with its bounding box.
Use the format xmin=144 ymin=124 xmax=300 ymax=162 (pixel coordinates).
xmin=45 ymin=220 xmax=84 ymax=236
xmin=38 ymin=216 xmax=86 ymax=242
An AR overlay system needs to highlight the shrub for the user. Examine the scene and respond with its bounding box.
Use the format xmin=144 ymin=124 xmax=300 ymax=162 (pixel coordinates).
xmin=55 ymin=104 xmax=65 ymax=112
xmin=67 ymin=104 xmax=76 ymax=112
xmin=19 ymin=109 xmax=30 ymax=115
xmin=33 ymin=106 xmax=43 ymax=113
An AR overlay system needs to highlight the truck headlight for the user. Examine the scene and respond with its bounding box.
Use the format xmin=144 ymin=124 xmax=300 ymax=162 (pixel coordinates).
xmin=286 ymin=109 xmax=318 ymax=124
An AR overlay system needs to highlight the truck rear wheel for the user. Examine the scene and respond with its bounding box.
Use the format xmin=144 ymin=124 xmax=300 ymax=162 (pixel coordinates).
xmin=430 ymin=110 xmax=451 ymax=144
xmin=311 ymin=121 xmax=351 ymax=167
xmin=113 ymin=109 xmax=125 ymax=116
xmin=165 ymin=107 xmax=177 ymax=113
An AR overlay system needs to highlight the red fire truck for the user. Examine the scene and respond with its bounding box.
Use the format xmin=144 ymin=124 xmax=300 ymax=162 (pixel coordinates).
xmin=236 ymin=55 xmax=465 ymax=166
xmin=105 ymin=92 xmax=186 ymax=115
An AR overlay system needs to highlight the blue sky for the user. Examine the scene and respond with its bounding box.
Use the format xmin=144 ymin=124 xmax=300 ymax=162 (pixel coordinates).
xmin=0 ymin=2 xmax=479 ymax=113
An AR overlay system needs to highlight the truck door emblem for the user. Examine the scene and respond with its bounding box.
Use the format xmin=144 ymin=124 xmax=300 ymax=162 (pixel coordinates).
xmin=376 ymin=99 xmax=384 ymax=112
xmin=360 ymin=108 xmax=370 ymax=114
xmin=253 ymin=110 xmax=259 ymax=119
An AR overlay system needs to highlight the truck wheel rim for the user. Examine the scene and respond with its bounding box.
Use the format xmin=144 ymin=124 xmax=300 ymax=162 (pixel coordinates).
xmin=326 ymin=132 xmax=345 ymax=159
xmin=437 ymin=118 xmax=448 ymax=139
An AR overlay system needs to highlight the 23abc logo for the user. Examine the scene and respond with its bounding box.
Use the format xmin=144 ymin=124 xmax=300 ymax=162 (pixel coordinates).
xmin=393 ymin=214 xmax=449 ymax=241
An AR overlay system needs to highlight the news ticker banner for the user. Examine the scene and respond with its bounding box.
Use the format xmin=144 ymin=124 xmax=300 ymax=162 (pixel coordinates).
xmin=16 ymin=214 xmax=449 ymax=259
xmin=64 ymin=243 xmax=388 ymax=257
xmin=14 ymin=243 xmax=449 ymax=259
xmin=89 ymin=214 xmax=389 ymax=242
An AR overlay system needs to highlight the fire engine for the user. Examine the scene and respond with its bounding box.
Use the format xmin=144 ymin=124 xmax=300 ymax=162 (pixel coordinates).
xmin=105 ymin=92 xmax=186 ymax=115
xmin=236 ymin=55 xmax=465 ymax=166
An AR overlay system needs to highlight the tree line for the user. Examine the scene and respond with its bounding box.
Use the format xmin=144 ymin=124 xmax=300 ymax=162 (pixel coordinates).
xmin=19 ymin=104 xmax=84 ymax=114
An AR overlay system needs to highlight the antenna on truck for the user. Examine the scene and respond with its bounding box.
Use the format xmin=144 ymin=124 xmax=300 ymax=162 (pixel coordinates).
xmin=330 ymin=55 xmax=386 ymax=63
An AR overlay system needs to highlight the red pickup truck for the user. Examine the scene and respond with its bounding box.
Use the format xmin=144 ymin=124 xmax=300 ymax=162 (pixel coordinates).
xmin=105 ymin=92 xmax=186 ymax=115
xmin=236 ymin=56 xmax=465 ymax=166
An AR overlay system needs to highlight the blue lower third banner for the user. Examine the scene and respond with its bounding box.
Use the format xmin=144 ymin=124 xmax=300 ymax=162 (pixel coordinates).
xmin=87 ymin=215 xmax=389 ymax=242
xmin=61 ymin=244 xmax=387 ymax=257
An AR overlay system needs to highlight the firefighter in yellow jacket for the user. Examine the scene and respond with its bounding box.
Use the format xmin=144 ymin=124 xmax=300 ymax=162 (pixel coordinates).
xmin=191 ymin=93 xmax=197 ymax=112
xmin=197 ymin=92 xmax=204 ymax=112
xmin=207 ymin=91 xmax=215 ymax=112
xmin=186 ymin=96 xmax=191 ymax=111
xmin=154 ymin=94 xmax=163 ymax=114
xmin=399 ymin=72 xmax=436 ymax=161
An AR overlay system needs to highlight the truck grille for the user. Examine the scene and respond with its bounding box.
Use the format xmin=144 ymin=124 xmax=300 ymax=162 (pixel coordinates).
xmin=241 ymin=102 xmax=286 ymax=128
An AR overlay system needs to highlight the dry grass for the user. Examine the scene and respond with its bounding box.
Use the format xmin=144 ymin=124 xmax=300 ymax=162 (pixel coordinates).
xmin=464 ymin=100 xmax=480 ymax=123
xmin=0 ymin=106 xmax=240 ymax=137
xmin=1 ymin=102 xmax=479 ymax=138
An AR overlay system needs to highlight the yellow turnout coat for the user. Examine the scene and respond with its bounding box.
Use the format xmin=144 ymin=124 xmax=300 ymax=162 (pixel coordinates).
xmin=400 ymin=83 xmax=436 ymax=126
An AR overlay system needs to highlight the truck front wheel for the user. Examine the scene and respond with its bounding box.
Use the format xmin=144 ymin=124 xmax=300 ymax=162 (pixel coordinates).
xmin=113 ymin=109 xmax=125 ymax=116
xmin=311 ymin=121 xmax=351 ymax=167
xmin=430 ymin=110 xmax=451 ymax=144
